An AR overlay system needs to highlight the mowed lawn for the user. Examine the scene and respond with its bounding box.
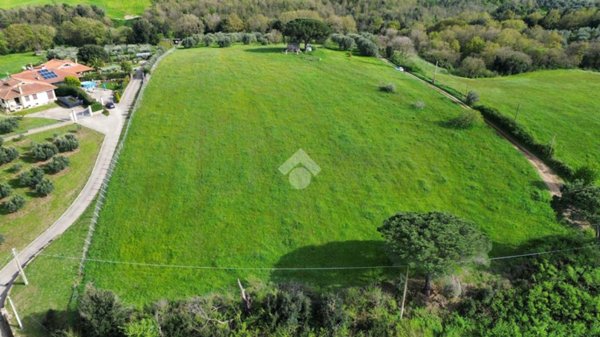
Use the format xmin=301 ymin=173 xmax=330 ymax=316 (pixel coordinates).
xmin=0 ymin=126 xmax=103 ymax=263
xmin=0 ymin=52 xmax=44 ymax=75
xmin=415 ymin=58 xmax=600 ymax=174
xmin=85 ymin=46 xmax=570 ymax=305
xmin=0 ymin=0 xmax=149 ymax=18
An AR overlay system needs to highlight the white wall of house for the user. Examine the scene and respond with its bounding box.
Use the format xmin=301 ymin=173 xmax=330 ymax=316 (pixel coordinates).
xmin=1 ymin=90 xmax=56 ymax=112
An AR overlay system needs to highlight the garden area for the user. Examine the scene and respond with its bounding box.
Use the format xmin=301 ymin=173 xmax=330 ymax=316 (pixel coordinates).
xmin=0 ymin=125 xmax=103 ymax=263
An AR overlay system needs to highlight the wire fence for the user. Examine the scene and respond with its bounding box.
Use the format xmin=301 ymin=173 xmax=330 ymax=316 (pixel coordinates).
xmin=77 ymin=48 xmax=176 ymax=280
xmin=36 ymin=241 xmax=598 ymax=273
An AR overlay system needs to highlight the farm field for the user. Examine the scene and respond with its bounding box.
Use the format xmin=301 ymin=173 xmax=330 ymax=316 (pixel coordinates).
xmin=0 ymin=0 xmax=149 ymax=18
xmin=84 ymin=46 xmax=571 ymax=305
xmin=414 ymin=58 xmax=600 ymax=175
xmin=0 ymin=52 xmax=44 ymax=75
xmin=0 ymin=126 xmax=103 ymax=263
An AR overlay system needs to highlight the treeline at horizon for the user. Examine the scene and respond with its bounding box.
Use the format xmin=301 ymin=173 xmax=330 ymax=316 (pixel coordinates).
xmin=0 ymin=0 xmax=599 ymax=74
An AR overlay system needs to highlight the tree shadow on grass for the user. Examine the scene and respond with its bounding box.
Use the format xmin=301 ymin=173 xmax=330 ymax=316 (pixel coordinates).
xmin=270 ymin=240 xmax=401 ymax=289
xmin=18 ymin=309 xmax=77 ymax=336
xmin=244 ymin=47 xmax=285 ymax=54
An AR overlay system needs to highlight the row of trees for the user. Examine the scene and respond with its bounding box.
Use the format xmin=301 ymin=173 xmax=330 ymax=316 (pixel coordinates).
xmin=1 ymin=1 xmax=599 ymax=74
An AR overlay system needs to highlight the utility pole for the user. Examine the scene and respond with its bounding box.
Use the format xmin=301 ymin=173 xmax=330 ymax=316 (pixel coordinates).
xmin=432 ymin=60 xmax=439 ymax=84
xmin=11 ymin=248 xmax=28 ymax=286
xmin=514 ymin=103 xmax=521 ymax=122
xmin=400 ymin=266 xmax=409 ymax=320
xmin=7 ymin=296 xmax=23 ymax=330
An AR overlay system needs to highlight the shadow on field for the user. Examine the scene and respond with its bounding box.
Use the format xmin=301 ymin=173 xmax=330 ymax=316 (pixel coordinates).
xmin=244 ymin=47 xmax=284 ymax=54
xmin=20 ymin=309 xmax=77 ymax=336
xmin=270 ymin=240 xmax=399 ymax=288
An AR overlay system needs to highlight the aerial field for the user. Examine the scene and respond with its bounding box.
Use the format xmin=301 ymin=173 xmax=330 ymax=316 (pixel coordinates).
xmin=84 ymin=46 xmax=570 ymax=305
xmin=0 ymin=0 xmax=149 ymax=18
xmin=414 ymin=58 xmax=600 ymax=174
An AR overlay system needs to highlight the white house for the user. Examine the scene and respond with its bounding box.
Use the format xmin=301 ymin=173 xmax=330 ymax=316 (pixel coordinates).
xmin=0 ymin=78 xmax=57 ymax=112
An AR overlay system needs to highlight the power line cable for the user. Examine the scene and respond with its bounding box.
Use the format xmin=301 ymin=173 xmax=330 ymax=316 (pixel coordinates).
xmin=37 ymin=242 xmax=599 ymax=272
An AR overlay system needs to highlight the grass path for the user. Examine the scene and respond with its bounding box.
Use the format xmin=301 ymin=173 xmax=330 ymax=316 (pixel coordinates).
xmin=84 ymin=46 xmax=571 ymax=305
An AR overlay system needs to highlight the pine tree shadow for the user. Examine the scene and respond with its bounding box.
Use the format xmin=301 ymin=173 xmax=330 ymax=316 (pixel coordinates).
xmin=244 ymin=47 xmax=285 ymax=54
xmin=270 ymin=240 xmax=400 ymax=289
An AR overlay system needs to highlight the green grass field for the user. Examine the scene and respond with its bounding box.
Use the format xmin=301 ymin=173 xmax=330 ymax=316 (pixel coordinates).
xmin=0 ymin=0 xmax=149 ymax=18
xmin=0 ymin=52 xmax=44 ymax=75
xmin=9 ymin=202 xmax=94 ymax=336
xmin=0 ymin=126 xmax=103 ymax=263
xmin=84 ymin=46 xmax=571 ymax=305
xmin=413 ymin=58 xmax=600 ymax=174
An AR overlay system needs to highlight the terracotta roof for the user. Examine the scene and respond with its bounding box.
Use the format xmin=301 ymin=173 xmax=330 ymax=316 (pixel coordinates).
xmin=12 ymin=59 xmax=93 ymax=85
xmin=0 ymin=78 xmax=57 ymax=100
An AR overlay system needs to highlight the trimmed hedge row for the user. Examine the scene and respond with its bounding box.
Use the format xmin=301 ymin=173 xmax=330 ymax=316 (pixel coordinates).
xmin=54 ymin=85 xmax=95 ymax=106
xmin=474 ymin=105 xmax=574 ymax=179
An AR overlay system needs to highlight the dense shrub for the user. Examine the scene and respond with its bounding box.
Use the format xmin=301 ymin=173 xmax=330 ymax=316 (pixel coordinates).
xmin=0 ymin=147 xmax=19 ymax=165
xmin=8 ymin=163 xmax=22 ymax=173
xmin=77 ymin=44 xmax=109 ymax=64
xmin=379 ymin=83 xmax=396 ymax=93
xmin=217 ymin=36 xmax=232 ymax=48
xmin=63 ymin=76 xmax=81 ymax=87
xmin=446 ymin=110 xmax=480 ymax=129
xmin=181 ymin=36 xmax=196 ymax=48
xmin=18 ymin=167 xmax=45 ymax=188
xmin=31 ymin=142 xmax=59 ymax=161
xmin=331 ymin=34 xmax=355 ymax=51
xmin=35 ymin=178 xmax=54 ymax=196
xmin=390 ymin=51 xmax=422 ymax=73
xmin=0 ymin=118 xmax=19 ymax=134
xmin=0 ymin=183 xmax=11 ymax=199
xmin=465 ymin=91 xmax=480 ymax=106
xmin=355 ymin=37 xmax=378 ymax=56
xmin=492 ymin=48 xmax=533 ymax=75
xmin=242 ymin=33 xmax=256 ymax=45
xmin=572 ymin=166 xmax=598 ymax=185
xmin=53 ymin=134 xmax=79 ymax=152
xmin=1 ymin=195 xmax=25 ymax=213
xmin=44 ymin=156 xmax=70 ymax=174
xmin=90 ymin=102 xmax=103 ymax=112
xmin=79 ymin=285 xmax=130 ymax=337
xmin=202 ymin=34 xmax=216 ymax=46
xmin=448 ymin=239 xmax=600 ymax=336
